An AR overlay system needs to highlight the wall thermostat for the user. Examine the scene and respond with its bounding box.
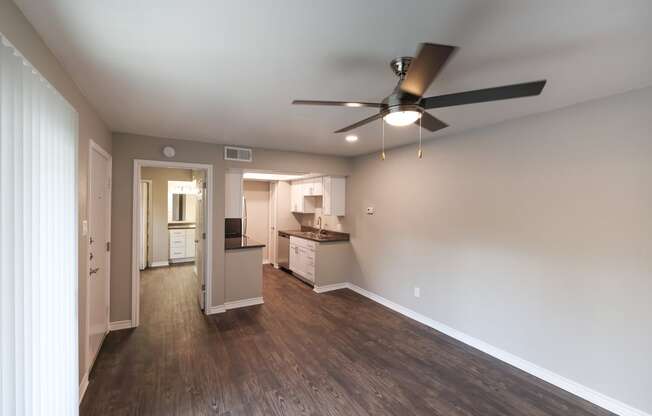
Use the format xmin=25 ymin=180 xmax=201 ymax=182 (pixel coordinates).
xmin=366 ymin=206 xmax=375 ymax=215
xmin=162 ymin=145 xmax=176 ymax=158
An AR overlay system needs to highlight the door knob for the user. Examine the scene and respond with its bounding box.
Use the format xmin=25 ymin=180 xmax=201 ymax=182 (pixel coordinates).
xmin=89 ymin=267 xmax=100 ymax=275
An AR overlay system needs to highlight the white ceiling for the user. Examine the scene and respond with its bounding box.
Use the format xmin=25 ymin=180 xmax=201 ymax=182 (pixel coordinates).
xmin=15 ymin=0 xmax=652 ymax=156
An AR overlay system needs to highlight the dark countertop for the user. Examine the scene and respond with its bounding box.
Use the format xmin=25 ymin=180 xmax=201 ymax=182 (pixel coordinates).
xmin=279 ymin=227 xmax=350 ymax=243
xmin=225 ymin=235 xmax=266 ymax=250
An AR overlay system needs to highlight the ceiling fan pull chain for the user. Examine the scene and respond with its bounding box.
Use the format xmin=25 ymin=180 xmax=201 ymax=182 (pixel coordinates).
xmin=381 ymin=119 xmax=386 ymax=160
xmin=418 ymin=116 xmax=423 ymax=159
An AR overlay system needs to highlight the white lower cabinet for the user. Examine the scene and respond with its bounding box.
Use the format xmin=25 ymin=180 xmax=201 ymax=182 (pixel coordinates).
xmin=289 ymin=236 xmax=315 ymax=282
xmin=169 ymin=228 xmax=196 ymax=262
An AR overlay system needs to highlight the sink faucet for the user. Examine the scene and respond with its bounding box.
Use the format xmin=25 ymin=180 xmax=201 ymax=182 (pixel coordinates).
xmin=316 ymin=216 xmax=325 ymax=236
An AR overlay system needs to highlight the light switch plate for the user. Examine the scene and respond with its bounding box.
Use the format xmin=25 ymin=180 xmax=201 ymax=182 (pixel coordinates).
xmin=366 ymin=206 xmax=375 ymax=215
xmin=414 ymin=287 xmax=420 ymax=298
xmin=82 ymin=220 xmax=88 ymax=236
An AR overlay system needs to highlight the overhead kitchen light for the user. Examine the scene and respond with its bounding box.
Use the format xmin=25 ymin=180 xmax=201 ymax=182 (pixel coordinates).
xmin=243 ymin=172 xmax=305 ymax=181
xmin=345 ymin=102 xmax=362 ymax=107
xmin=345 ymin=135 xmax=358 ymax=143
xmin=383 ymin=109 xmax=422 ymax=127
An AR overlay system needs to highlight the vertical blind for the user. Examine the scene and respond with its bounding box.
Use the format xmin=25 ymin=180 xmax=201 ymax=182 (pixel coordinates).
xmin=0 ymin=34 xmax=79 ymax=415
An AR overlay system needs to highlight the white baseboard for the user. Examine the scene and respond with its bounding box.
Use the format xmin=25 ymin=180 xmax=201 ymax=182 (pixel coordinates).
xmin=149 ymin=261 xmax=169 ymax=268
xmin=206 ymin=297 xmax=265 ymax=314
xmin=206 ymin=304 xmax=226 ymax=315
xmin=109 ymin=320 xmax=133 ymax=331
xmin=313 ymin=282 xmax=349 ymax=293
xmin=169 ymin=258 xmax=194 ymax=264
xmin=346 ymin=283 xmax=650 ymax=416
xmin=79 ymin=373 xmax=89 ymax=404
xmin=225 ymin=297 xmax=264 ymax=310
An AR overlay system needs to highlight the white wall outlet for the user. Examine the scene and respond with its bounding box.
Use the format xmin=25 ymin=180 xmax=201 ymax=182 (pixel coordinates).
xmin=82 ymin=220 xmax=88 ymax=236
xmin=414 ymin=287 xmax=420 ymax=298
xmin=366 ymin=206 xmax=375 ymax=215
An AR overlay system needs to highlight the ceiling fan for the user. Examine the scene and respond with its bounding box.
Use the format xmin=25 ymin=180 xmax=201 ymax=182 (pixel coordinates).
xmin=292 ymin=43 xmax=546 ymax=135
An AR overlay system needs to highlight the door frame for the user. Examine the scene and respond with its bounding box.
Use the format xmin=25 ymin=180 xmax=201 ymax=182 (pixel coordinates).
xmin=139 ymin=179 xmax=153 ymax=269
xmin=268 ymin=181 xmax=278 ymax=267
xmin=86 ymin=140 xmax=112 ymax=371
xmin=131 ymin=159 xmax=214 ymax=328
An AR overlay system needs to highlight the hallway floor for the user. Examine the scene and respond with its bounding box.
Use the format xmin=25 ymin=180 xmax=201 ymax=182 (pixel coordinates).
xmin=80 ymin=265 xmax=612 ymax=416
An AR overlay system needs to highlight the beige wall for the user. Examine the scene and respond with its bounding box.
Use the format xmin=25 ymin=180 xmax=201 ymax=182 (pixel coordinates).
xmin=110 ymin=133 xmax=352 ymax=321
xmin=347 ymin=86 xmax=652 ymax=413
xmin=243 ymin=181 xmax=270 ymax=261
xmin=141 ymin=167 xmax=193 ymax=264
xmin=0 ymin=0 xmax=113 ymax=384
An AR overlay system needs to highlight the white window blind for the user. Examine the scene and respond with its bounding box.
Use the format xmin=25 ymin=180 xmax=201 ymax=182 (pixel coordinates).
xmin=0 ymin=34 xmax=79 ymax=415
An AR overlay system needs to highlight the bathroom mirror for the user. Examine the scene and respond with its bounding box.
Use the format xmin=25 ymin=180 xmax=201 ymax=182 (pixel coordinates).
xmin=170 ymin=193 xmax=197 ymax=222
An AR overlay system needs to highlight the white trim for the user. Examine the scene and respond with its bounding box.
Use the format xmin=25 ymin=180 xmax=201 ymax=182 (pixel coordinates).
xmin=86 ymin=140 xmax=112 ymax=381
xmin=224 ymin=297 xmax=264 ymax=310
xmin=149 ymin=260 xmax=170 ymax=268
xmin=169 ymin=258 xmax=195 ymax=264
xmin=109 ymin=320 xmax=134 ymax=331
xmin=79 ymin=373 xmax=89 ymax=404
xmin=346 ymin=283 xmax=650 ymax=416
xmin=132 ymin=159 xmax=214 ymax=328
xmin=139 ymin=179 xmax=153 ymax=269
xmin=207 ymin=297 xmax=265 ymax=314
xmin=206 ymin=305 xmax=226 ymax=315
xmin=313 ymin=282 xmax=349 ymax=293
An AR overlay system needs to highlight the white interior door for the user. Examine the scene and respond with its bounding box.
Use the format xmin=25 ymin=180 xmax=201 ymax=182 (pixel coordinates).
xmin=193 ymin=170 xmax=207 ymax=309
xmin=269 ymin=182 xmax=278 ymax=266
xmin=88 ymin=143 xmax=111 ymax=369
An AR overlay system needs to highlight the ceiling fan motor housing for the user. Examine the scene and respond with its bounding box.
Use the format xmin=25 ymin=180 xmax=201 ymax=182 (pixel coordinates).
xmin=390 ymin=56 xmax=413 ymax=79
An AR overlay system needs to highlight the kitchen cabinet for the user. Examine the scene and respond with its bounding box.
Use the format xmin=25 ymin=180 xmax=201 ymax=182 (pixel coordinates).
xmin=290 ymin=180 xmax=316 ymax=213
xmin=225 ymin=170 xmax=243 ymax=218
xmin=303 ymin=177 xmax=323 ymax=196
xmin=287 ymin=234 xmax=352 ymax=289
xmin=289 ymin=236 xmax=315 ymax=282
xmin=169 ymin=228 xmax=196 ymax=262
xmin=322 ymin=176 xmax=346 ymax=216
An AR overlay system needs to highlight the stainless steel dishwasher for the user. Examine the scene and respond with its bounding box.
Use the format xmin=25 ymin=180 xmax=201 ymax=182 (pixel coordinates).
xmin=277 ymin=231 xmax=290 ymax=271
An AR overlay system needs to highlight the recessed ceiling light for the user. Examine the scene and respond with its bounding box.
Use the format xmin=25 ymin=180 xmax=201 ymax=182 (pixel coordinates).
xmin=345 ymin=135 xmax=358 ymax=143
xmin=345 ymin=102 xmax=362 ymax=107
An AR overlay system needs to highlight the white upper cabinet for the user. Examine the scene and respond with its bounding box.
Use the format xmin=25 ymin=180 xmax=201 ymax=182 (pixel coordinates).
xmin=225 ymin=170 xmax=243 ymax=218
xmin=303 ymin=177 xmax=323 ymax=196
xmin=291 ymin=176 xmax=345 ymax=216
xmin=291 ymin=180 xmax=316 ymax=213
xmin=322 ymin=176 xmax=346 ymax=216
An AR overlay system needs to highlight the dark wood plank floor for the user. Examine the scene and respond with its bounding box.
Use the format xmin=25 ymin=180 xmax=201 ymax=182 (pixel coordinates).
xmin=81 ymin=264 xmax=613 ymax=416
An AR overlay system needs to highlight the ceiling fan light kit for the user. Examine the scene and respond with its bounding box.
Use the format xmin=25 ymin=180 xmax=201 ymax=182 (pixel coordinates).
xmin=293 ymin=42 xmax=546 ymax=158
xmin=383 ymin=108 xmax=422 ymax=127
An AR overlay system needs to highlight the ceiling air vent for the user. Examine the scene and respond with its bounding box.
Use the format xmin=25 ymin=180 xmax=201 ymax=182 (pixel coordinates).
xmin=224 ymin=146 xmax=253 ymax=162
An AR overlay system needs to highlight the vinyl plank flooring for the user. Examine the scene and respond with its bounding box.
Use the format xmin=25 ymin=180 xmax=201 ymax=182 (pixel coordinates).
xmin=80 ymin=264 xmax=614 ymax=416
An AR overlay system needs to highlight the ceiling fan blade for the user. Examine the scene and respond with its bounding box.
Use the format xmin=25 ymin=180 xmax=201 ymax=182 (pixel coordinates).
xmin=418 ymin=112 xmax=448 ymax=132
xmin=421 ymin=80 xmax=546 ymax=109
xmin=400 ymin=43 xmax=457 ymax=97
xmin=292 ymin=100 xmax=383 ymax=108
xmin=334 ymin=113 xmax=383 ymax=133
